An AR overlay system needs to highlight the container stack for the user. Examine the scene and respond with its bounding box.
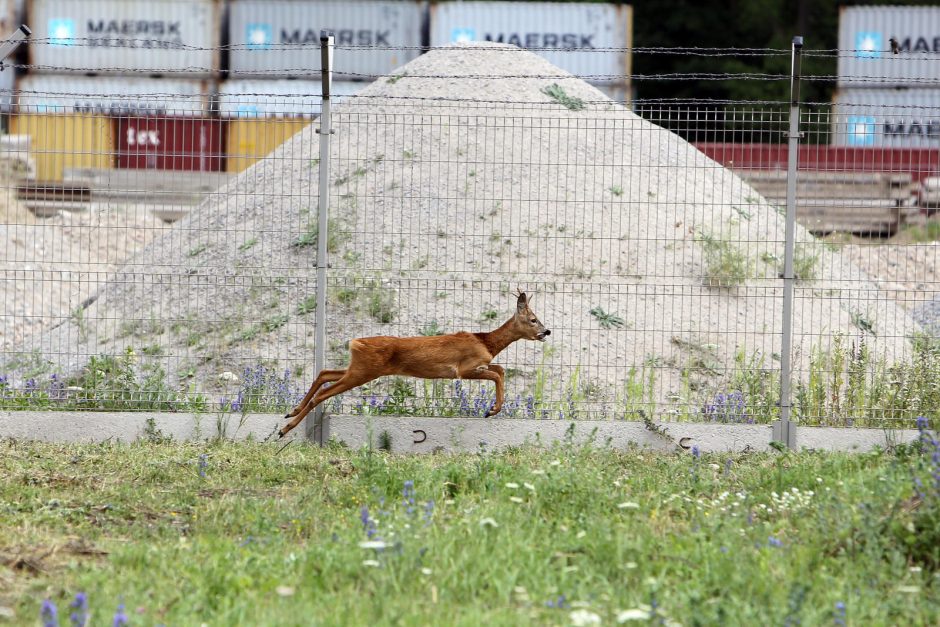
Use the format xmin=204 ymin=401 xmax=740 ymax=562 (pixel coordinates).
xmin=10 ymin=1 xmax=636 ymax=179
xmin=834 ymin=6 xmax=940 ymax=148
xmin=221 ymin=0 xmax=422 ymax=173
xmin=17 ymin=0 xmax=222 ymax=181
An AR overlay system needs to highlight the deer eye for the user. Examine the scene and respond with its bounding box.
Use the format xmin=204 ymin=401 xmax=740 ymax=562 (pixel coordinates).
xmin=530 ymin=318 xmax=537 ymax=323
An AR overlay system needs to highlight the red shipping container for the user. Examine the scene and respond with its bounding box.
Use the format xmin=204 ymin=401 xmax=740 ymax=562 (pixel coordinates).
xmin=113 ymin=117 xmax=226 ymax=171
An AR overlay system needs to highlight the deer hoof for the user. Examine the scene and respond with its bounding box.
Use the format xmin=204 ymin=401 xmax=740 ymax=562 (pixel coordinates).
xmin=485 ymin=409 xmax=501 ymax=418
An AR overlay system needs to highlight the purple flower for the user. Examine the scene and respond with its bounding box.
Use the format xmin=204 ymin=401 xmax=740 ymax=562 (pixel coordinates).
xmin=198 ymin=454 xmax=208 ymax=479
xmin=41 ymin=599 xmax=58 ymax=627
xmin=545 ymin=594 xmax=568 ymax=609
xmin=69 ymin=592 xmax=88 ymax=627
xmin=112 ymin=603 xmax=129 ymax=627
xmin=423 ymin=499 xmax=434 ymax=526
xmin=833 ymin=601 xmax=846 ymax=626
xmin=692 ymin=445 xmax=701 ymax=459
xmin=360 ymin=505 xmax=377 ymax=539
xmin=768 ymin=536 xmax=783 ymax=548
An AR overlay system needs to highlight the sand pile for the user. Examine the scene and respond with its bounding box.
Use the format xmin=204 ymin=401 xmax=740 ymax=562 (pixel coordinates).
xmin=1 ymin=204 xmax=169 ymax=348
xmin=8 ymin=43 xmax=920 ymax=415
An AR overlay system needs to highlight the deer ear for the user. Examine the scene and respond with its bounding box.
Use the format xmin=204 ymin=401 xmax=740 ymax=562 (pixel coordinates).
xmin=516 ymin=291 xmax=528 ymax=312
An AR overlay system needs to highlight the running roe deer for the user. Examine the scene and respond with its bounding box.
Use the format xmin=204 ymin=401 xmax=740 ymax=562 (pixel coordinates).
xmin=277 ymin=291 xmax=550 ymax=438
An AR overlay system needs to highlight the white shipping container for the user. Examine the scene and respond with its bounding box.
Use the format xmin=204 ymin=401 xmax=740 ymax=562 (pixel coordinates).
xmin=228 ymin=0 xmax=422 ymax=78
xmin=16 ymin=74 xmax=214 ymax=115
xmin=838 ymin=6 xmax=940 ymax=87
xmin=26 ymin=0 xmax=220 ymax=76
xmin=832 ymin=88 xmax=940 ymax=147
xmin=217 ymin=79 xmax=366 ymax=118
xmin=429 ymin=1 xmax=632 ymax=84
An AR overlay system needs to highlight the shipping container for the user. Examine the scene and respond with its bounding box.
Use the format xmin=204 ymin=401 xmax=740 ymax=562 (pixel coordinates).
xmin=16 ymin=74 xmax=214 ymax=116
xmin=429 ymin=1 xmax=632 ymax=85
xmin=839 ymin=6 xmax=940 ymax=88
xmin=216 ymin=79 xmax=365 ymax=118
xmin=27 ymin=0 xmax=220 ymax=76
xmin=832 ymin=88 xmax=940 ymax=148
xmin=113 ymin=116 xmax=225 ymax=171
xmin=224 ymin=118 xmax=307 ymax=172
xmin=10 ymin=113 xmax=111 ymax=181
xmin=228 ymin=0 xmax=422 ymax=79
xmin=218 ymin=79 xmax=363 ymax=172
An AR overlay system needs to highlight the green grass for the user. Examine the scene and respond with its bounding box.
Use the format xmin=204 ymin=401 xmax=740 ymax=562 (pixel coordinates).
xmin=2 ymin=438 xmax=938 ymax=625
xmin=589 ymin=306 xmax=626 ymax=330
xmin=540 ymin=83 xmax=585 ymax=111
xmin=898 ymin=220 xmax=940 ymax=242
xmin=696 ymin=230 xmax=749 ymax=288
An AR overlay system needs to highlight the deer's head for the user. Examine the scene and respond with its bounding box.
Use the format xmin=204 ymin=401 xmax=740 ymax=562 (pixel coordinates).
xmin=514 ymin=291 xmax=550 ymax=341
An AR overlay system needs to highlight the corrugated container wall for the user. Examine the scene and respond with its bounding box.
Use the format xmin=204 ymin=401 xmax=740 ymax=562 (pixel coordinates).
xmin=832 ymin=88 xmax=940 ymax=148
xmin=216 ymin=79 xmax=365 ymax=118
xmin=16 ymin=75 xmax=213 ymax=115
xmin=838 ymin=6 xmax=940 ymax=88
xmin=27 ymin=0 xmax=220 ymax=76
xmin=228 ymin=0 xmax=422 ymax=79
xmin=218 ymin=79 xmax=366 ymax=172
xmin=0 ymin=0 xmax=18 ymax=112
xmin=429 ymin=1 xmax=632 ymax=86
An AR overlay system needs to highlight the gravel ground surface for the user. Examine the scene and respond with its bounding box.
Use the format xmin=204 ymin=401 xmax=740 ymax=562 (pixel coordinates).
xmin=1 ymin=203 xmax=169 ymax=348
xmin=3 ymin=43 xmax=925 ymax=411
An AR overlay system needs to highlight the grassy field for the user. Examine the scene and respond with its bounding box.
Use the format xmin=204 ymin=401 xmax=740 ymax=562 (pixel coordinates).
xmin=1 ymin=431 xmax=938 ymax=626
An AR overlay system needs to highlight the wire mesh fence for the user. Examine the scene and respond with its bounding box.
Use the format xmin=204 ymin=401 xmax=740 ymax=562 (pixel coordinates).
xmin=0 ymin=39 xmax=938 ymax=432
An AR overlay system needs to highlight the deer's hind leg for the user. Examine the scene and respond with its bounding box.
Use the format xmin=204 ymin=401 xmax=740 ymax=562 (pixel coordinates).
xmin=279 ymin=362 xmax=384 ymax=438
xmin=285 ymin=369 xmax=345 ymax=419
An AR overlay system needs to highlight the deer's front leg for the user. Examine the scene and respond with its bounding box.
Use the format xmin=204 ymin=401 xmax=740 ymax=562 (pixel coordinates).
xmin=460 ymin=364 xmax=505 ymax=417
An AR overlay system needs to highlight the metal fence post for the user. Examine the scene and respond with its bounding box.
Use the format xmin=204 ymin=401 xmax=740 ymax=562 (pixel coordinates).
xmin=308 ymin=32 xmax=334 ymax=444
xmin=773 ymin=36 xmax=803 ymax=450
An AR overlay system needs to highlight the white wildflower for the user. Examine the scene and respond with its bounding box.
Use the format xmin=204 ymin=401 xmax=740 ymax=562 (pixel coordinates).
xmin=479 ymin=517 xmax=499 ymax=528
xmin=576 ymin=530 xmax=587 ymax=539
xmin=617 ymin=609 xmax=651 ymax=622
xmin=421 ymin=568 xmax=433 ymax=576
xmin=531 ymin=469 xmax=547 ymax=476
xmin=218 ymin=371 xmax=239 ymax=383
xmin=624 ymin=561 xmax=638 ymax=569
xmin=505 ymin=482 xmax=520 ymax=489
xmin=550 ymin=460 xmax=562 ymax=466
xmin=359 ymin=540 xmax=388 ymax=549
xmin=569 ymin=609 xmax=602 ymax=626
xmin=618 ymin=502 xmax=640 ymax=510
xmin=897 ymin=585 xmax=920 ymax=593
xmin=910 ymin=566 xmax=923 ymax=574
xmin=509 ymin=496 xmax=524 ymax=504
xmin=524 ymin=482 xmax=536 ymax=491
xmin=276 ymin=586 xmax=295 ymax=597
xmin=362 ymin=559 xmax=380 ymax=568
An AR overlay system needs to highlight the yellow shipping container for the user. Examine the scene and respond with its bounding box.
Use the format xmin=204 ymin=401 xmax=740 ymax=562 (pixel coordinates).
xmin=11 ymin=114 xmax=112 ymax=181
xmin=226 ymin=118 xmax=309 ymax=173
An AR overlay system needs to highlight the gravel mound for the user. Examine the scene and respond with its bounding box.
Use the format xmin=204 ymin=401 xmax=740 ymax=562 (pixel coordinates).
xmin=7 ymin=43 xmax=921 ymax=413
xmin=1 ymin=204 xmax=169 ymax=349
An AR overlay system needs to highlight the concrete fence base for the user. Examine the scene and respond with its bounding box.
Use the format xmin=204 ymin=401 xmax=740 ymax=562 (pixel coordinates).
xmin=0 ymin=411 xmax=926 ymax=453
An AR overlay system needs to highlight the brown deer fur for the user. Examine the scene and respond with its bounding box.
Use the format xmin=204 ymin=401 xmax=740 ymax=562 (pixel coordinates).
xmin=278 ymin=291 xmax=550 ymax=438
